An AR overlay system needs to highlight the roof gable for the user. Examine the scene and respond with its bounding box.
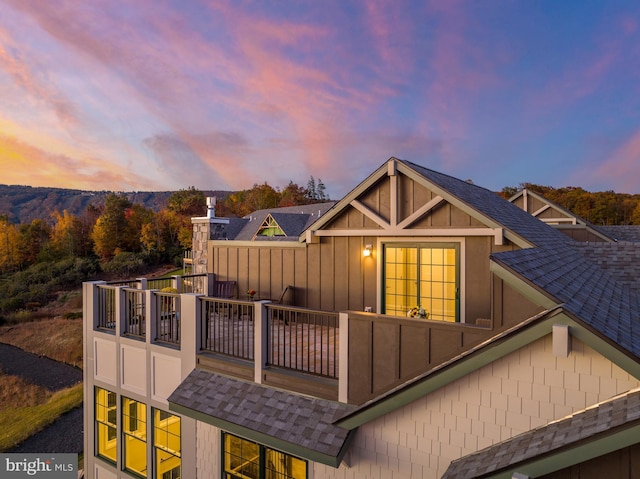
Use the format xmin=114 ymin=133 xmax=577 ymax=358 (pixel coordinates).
xmin=304 ymin=158 xmax=570 ymax=249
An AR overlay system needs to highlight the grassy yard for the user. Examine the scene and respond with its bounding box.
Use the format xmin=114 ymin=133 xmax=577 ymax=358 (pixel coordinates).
xmin=0 ymin=383 xmax=83 ymax=451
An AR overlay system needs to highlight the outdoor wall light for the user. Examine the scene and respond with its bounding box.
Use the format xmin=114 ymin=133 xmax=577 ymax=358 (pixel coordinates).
xmin=363 ymin=244 xmax=373 ymax=257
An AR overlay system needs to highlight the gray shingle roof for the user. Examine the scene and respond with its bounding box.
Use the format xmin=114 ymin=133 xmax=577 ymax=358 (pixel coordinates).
xmin=442 ymin=388 xmax=640 ymax=478
xmin=230 ymin=202 xmax=336 ymax=240
xmin=403 ymin=160 xmax=572 ymax=248
xmin=596 ymin=225 xmax=640 ymax=242
xmin=491 ymin=243 xmax=640 ymax=357
xmin=168 ymin=369 xmax=354 ymax=461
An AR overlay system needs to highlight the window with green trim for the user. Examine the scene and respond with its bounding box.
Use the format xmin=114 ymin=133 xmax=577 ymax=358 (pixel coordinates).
xmin=383 ymin=243 xmax=460 ymax=321
xmin=95 ymin=386 xmax=117 ymax=463
xmin=153 ymin=409 xmax=181 ymax=479
xmin=123 ymin=396 xmax=147 ymax=477
xmin=222 ymin=432 xmax=307 ymax=479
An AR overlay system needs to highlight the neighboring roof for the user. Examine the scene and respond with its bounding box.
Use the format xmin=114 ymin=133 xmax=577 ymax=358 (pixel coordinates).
xmin=508 ymin=188 xmax=616 ymax=242
xmin=168 ymin=368 xmax=354 ymax=467
xmin=442 ymin=388 xmax=640 ymax=479
xmin=596 ymin=225 xmax=640 ymax=242
xmin=228 ymin=202 xmax=336 ymax=241
xmin=491 ymin=244 xmax=640 ymax=359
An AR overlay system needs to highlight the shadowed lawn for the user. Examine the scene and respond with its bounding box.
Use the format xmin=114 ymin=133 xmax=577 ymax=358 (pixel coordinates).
xmin=0 ymin=382 xmax=83 ymax=452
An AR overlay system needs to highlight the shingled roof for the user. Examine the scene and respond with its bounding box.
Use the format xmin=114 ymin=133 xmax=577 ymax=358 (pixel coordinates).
xmin=228 ymin=202 xmax=336 ymax=241
xmin=491 ymin=243 xmax=640 ymax=358
xmin=168 ymin=369 xmax=354 ymax=467
xmin=442 ymin=388 xmax=640 ymax=478
xmin=404 ymin=160 xmax=572 ymax=248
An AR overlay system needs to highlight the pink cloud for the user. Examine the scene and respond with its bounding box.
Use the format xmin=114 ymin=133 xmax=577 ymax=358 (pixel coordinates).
xmin=0 ymin=134 xmax=157 ymax=190
xmin=591 ymin=130 xmax=640 ymax=193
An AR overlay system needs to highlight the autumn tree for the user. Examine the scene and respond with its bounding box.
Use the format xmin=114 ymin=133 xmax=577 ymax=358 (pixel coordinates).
xmin=0 ymin=216 xmax=20 ymax=273
xmin=279 ymin=181 xmax=308 ymax=207
xmin=91 ymin=194 xmax=133 ymax=260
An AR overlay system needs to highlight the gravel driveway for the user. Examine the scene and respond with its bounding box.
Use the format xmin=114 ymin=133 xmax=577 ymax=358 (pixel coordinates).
xmin=0 ymin=342 xmax=83 ymax=453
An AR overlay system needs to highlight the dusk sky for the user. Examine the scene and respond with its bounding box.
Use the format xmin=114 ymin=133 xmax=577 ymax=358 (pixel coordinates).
xmin=1 ymin=1 xmax=639 ymax=199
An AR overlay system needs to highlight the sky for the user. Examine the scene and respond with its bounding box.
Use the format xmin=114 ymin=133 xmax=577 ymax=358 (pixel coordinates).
xmin=1 ymin=1 xmax=640 ymax=199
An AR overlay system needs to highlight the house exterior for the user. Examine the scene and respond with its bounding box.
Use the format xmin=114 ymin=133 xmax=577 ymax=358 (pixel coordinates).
xmin=83 ymin=157 xmax=640 ymax=479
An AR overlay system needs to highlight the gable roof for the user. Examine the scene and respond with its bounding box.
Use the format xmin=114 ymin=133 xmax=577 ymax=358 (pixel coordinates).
xmin=304 ymin=158 xmax=571 ymax=249
xmin=442 ymin=388 xmax=640 ymax=479
xmin=228 ymin=202 xmax=336 ymax=241
xmin=169 ymin=369 xmax=354 ymax=467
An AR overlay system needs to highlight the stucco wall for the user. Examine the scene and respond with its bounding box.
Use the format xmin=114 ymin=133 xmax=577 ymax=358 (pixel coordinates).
xmin=313 ymin=334 xmax=640 ymax=479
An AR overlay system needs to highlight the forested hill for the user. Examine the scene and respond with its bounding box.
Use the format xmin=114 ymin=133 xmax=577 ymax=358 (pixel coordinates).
xmin=0 ymin=184 xmax=231 ymax=224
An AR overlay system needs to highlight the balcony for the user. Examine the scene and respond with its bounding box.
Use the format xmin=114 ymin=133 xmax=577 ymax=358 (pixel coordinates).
xmin=85 ymin=274 xmax=498 ymax=405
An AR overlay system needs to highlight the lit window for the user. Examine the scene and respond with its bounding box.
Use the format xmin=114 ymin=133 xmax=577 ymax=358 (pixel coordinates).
xmin=153 ymin=409 xmax=181 ymax=479
xmin=223 ymin=433 xmax=307 ymax=479
xmin=384 ymin=243 xmax=460 ymax=321
xmin=95 ymin=387 xmax=117 ymax=463
xmin=123 ymin=396 xmax=147 ymax=477
xmin=256 ymin=215 xmax=285 ymax=237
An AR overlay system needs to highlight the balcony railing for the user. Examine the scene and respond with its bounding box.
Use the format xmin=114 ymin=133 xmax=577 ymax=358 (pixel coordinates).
xmin=96 ymin=285 xmax=116 ymax=330
xmin=201 ymin=298 xmax=255 ymax=360
xmin=123 ymin=288 xmax=145 ymax=339
xmin=266 ymin=305 xmax=338 ymax=379
xmin=155 ymin=291 xmax=180 ymax=346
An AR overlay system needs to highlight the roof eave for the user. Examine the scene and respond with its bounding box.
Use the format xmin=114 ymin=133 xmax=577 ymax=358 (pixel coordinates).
xmin=169 ymin=402 xmax=353 ymax=468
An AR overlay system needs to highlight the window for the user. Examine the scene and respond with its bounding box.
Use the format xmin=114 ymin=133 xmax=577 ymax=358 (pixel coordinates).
xmin=222 ymin=433 xmax=307 ymax=479
xmin=95 ymin=387 xmax=117 ymax=463
xmin=153 ymin=409 xmax=181 ymax=479
xmin=256 ymin=215 xmax=285 ymax=237
xmin=384 ymin=243 xmax=460 ymax=321
xmin=123 ymin=396 xmax=147 ymax=477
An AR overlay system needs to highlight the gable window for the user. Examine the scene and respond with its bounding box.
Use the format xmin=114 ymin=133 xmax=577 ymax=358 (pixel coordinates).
xmin=95 ymin=386 xmax=117 ymax=463
xmin=383 ymin=243 xmax=460 ymax=321
xmin=123 ymin=396 xmax=147 ymax=477
xmin=256 ymin=215 xmax=285 ymax=237
xmin=222 ymin=432 xmax=307 ymax=479
xmin=153 ymin=409 xmax=181 ymax=479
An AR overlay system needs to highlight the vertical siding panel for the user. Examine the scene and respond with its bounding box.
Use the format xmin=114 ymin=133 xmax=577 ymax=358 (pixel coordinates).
xmin=320 ymin=238 xmax=335 ymax=311
xmin=270 ymin=248 xmax=283 ymax=300
xmin=466 ymin=237 xmax=491 ymax=323
xmin=334 ymin=237 xmax=349 ymax=311
xmin=348 ymin=237 xmax=364 ymax=311
xmin=307 ymin=243 xmax=321 ymax=309
xmin=294 ymin=247 xmax=308 ymax=307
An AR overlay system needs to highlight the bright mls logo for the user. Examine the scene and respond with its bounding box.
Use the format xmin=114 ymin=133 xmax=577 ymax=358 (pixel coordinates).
xmin=0 ymin=454 xmax=76 ymax=478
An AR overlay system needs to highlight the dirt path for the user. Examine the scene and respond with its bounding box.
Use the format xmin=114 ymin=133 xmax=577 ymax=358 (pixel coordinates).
xmin=0 ymin=342 xmax=82 ymax=390
xmin=0 ymin=342 xmax=83 ymax=453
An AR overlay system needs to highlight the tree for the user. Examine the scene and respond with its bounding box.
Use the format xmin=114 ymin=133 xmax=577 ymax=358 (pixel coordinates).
xmin=279 ymin=181 xmax=308 ymax=207
xmin=91 ymin=194 xmax=132 ymax=260
xmin=167 ymin=187 xmax=206 ymax=217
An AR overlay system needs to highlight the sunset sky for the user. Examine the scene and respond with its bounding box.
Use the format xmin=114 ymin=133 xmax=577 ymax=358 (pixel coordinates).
xmin=1 ymin=1 xmax=639 ymax=198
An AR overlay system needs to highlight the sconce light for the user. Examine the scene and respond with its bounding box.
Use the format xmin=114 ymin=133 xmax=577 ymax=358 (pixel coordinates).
xmin=363 ymin=244 xmax=372 ymax=257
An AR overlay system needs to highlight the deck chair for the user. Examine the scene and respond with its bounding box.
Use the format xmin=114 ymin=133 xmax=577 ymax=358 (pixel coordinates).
xmin=271 ymin=286 xmax=291 ymax=323
xmin=214 ymin=280 xmax=236 ymax=299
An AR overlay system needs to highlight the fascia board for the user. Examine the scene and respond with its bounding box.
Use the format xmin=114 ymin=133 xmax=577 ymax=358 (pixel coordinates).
xmin=210 ymin=240 xmax=305 ymax=248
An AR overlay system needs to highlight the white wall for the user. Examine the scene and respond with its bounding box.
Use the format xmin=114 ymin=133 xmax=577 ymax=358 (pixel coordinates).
xmin=312 ymin=334 xmax=640 ymax=479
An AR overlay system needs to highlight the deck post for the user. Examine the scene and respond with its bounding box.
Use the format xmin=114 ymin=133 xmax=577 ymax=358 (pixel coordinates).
xmin=254 ymin=301 xmax=269 ymax=384
xmin=338 ymin=312 xmax=349 ymax=403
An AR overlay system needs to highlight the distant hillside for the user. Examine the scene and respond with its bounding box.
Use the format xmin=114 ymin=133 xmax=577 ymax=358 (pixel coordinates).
xmin=0 ymin=185 xmax=232 ymax=224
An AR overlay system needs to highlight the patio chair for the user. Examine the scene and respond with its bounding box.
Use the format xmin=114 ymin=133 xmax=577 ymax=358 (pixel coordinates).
xmin=214 ymin=280 xmax=236 ymax=299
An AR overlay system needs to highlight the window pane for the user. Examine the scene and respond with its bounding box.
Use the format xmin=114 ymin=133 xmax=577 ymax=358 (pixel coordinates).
xmin=95 ymin=387 xmax=117 ymax=463
xmin=123 ymin=397 xmax=147 ymax=477
xmin=265 ymin=448 xmax=308 ymax=479
xmin=154 ymin=409 xmax=181 ymax=479
xmin=224 ymin=434 xmax=259 ymax=479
